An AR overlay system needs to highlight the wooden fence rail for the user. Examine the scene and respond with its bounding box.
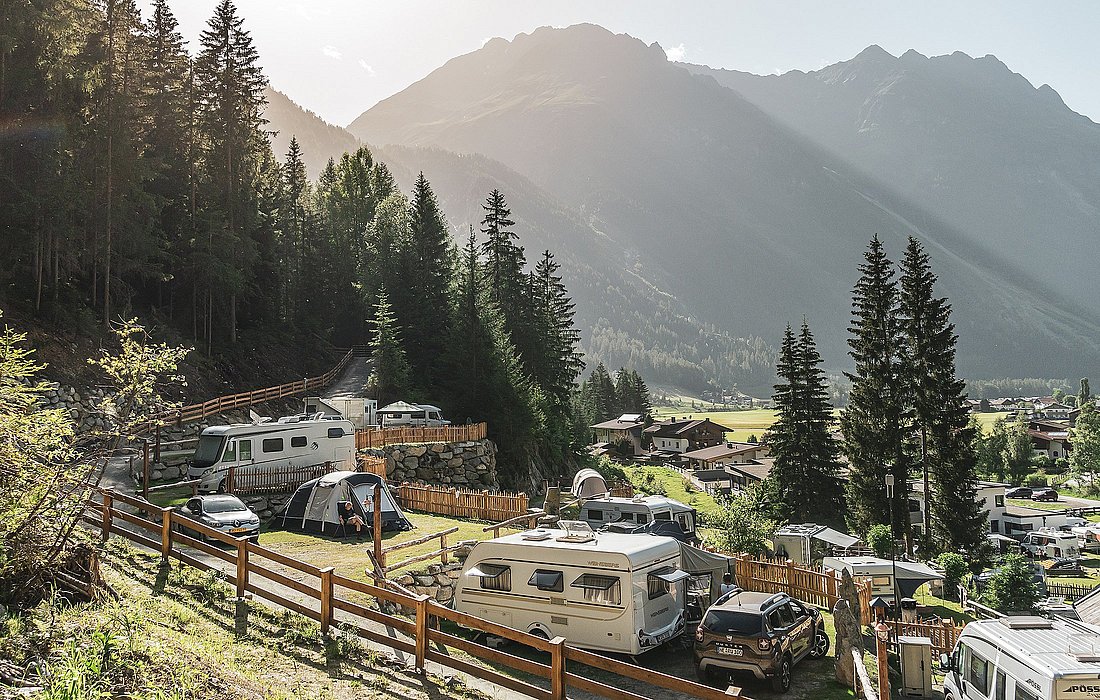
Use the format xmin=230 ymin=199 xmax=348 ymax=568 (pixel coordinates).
xmin=355 ymin=422 xmax=488 ymax=450
xmin=381 ymin=527 xmax=459 ymax=574
xmin=84 ymin=488 xmax=748 ymax=700
xmin=225 ymin=457 xmax=383 ymax=496
xmin=1047 ymin=582 xmax=1100 ymax=601
xmin=852 ymin=649 xmax=879 ymax=700
xmin=396 ymin=482 xmax=528 ymax=522
xmin=888 ymin=619 xmax=962 ymax=656
xmin=731 ymin=554 xmax=874 ymax=623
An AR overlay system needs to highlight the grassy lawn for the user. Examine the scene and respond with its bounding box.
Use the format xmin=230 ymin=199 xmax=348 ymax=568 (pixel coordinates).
xmin=621 ymin=465 xmax=722 ymax=518
xmin=1006 ymin=497 xmax=1070 ymax=512
xmin=652 ymin=407 xmax=780 ymax=442
xmin=970 ymin=411 xmax=1018 ymax=434
xmin=259 ymin=510 xmax=498 ymax=580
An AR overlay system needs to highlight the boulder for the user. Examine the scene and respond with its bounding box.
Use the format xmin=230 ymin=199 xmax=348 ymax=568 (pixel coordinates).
xmin=407 ymin=445 xmax=428 ymax=458
xmin=161 ymin=466 xmax=181 ymax=480
xmin=833 ymin=598 xmax=863 ymax=687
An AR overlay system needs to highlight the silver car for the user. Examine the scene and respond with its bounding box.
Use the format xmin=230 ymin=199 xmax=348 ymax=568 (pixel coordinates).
xmin=175 ymin=494 xmax=260 ymax=541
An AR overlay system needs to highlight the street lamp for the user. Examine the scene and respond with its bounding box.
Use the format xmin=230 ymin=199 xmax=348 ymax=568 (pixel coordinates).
xmin=884 ymin=473 xmax=902 ymax=696
xmin=875 ymin=621 xmax=891 ymax=700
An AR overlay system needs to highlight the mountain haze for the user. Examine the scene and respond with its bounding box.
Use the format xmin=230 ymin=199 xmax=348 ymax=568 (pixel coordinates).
xmin=347 ymin=24 xmax=1100 ymax=378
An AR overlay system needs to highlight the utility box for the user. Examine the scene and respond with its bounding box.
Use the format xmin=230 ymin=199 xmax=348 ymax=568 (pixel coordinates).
xmin=898 ymin=635 xmax=933 ymax=698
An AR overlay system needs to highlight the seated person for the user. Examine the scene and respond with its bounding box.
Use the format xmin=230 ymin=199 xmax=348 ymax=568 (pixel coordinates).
xmin=337 ymin=500 xmax=365 ymax=540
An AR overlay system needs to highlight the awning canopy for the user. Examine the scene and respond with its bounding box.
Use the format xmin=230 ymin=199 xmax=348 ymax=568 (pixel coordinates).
xmin=812 ymin=527 xmax=859 ymax=549
xmin=650 ymin=568 xmax=691 ymax=584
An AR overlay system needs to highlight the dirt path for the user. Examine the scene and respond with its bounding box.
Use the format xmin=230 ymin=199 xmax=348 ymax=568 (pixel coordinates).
xmin=325 ymin=356 xmax=373 ymax=399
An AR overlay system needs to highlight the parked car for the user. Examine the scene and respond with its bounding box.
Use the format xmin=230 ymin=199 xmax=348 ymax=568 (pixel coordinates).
xmin=1004 ymin=486 xmax=1032 ymax=499
xmin=1032 ymin=487 xmax=1059 ymax=502
xmin=174 ymin=494 xmax=260 ymax=541
xmin=1044 ymin=557 xmax=1085 ymax=577
xmin=694 ymin=590 xmax=829 ymax=692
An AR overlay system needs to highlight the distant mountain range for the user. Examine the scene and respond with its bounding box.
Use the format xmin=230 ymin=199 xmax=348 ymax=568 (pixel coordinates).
xmin=263 ymin=24 xmax=1100 ymax=388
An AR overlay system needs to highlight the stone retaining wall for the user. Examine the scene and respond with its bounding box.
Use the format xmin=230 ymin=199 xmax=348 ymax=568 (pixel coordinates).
xmin=377 ymin=439 xmax=498 ymax=489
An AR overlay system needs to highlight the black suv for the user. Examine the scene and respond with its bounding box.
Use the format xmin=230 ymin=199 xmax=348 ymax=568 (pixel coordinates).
xmin=693 ymin=590 xmax=829 ymax=692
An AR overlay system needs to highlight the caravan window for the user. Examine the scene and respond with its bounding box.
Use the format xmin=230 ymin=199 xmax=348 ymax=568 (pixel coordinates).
xmin=588 ymin=509 xmax=603 ymax=521
xmin=327 ymin=427 xmax=345 ymax=438
xmin=239 ymin=440 xmax=251 ymax=461
xmin=872 ymin=576 xmax=892 ymax=588
xmin=1014 ymin=687 xmax=1038 ymax=700
xmin=994 ymin=671 xmax=1006 ymax=700
xmin=654 ymin=511 xmax=672 ymax=521
xmin=192 ymin=436 xmax=224 ymax=466
xmin=291 ymin=436 xmax=307 ymax=448
xmin=221 ymin=441 xmax=236 ymax=462
xmin=529 ymin=570 xmax=564 ymax=593
xmin=262 ymin=438 xmax=283 ymax=453
xmin=637 ymin=513 xmax=649 ymax=524
xmin=469 ymin=563 xmax=511 ymax=592
xmin=961 ymin=644 xmax=991 ymax=696
xmin=571 ymin=574 xmax=621 ymax=605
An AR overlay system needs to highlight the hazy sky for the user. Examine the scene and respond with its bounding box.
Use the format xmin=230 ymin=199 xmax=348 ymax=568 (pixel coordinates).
xmin=148 ymin=0 xmax=1100 ymax=127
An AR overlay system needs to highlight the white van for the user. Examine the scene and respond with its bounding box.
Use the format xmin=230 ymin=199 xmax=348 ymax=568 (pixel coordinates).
xmin=942 ymin=616 xmax=1100 ymax=700
xmin=579 ymin=494 xmax=698 ymax=541
xmin=377 ymin=401 xmax=450 ymax=427
xmin=453 ymin=522 xmax=688 ymax=655
xmin=1022 ymin=528 xmax=1080 ymax=559
xmin=187 ymin=415 xmax=355 ymax=493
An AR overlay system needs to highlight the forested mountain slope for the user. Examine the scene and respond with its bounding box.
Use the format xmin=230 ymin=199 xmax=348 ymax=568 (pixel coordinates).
xmin=346 ymin=24 xmax=1100 ymax=378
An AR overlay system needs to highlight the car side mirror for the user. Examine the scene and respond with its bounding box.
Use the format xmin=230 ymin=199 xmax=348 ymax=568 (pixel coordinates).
xmin=939 ymin=653 xmax=953 ymax=671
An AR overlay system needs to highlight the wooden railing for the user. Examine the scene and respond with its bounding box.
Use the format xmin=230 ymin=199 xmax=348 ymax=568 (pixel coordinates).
xmin=380 ymin=527 xmax=460 ymax=574
xmin=1047 ymin=581 xmax=1100 ymax=601
xmin=148 ymin=345 xmax=367 ymax=429
xmin=731 ymin=554 xmax=873 ymax=622
xmin=355 ymin=422 xmax=487 ymax=449
xmin=888 ymin=619 xmax=962 ymax=656
xmin=225 ymin=462 xmax=344 ymax=496
xmin=483 ymin=511 xmax=547 ymax=539
xmin=359 ymin=455 xmax=387 ymax=478
xmin=852 ymin=649 xmax=879 ymax=700
xmin=396 ymin=482 xmax=528 ymax=522
xmin=84 ymin=489 xmax=749 ymax=700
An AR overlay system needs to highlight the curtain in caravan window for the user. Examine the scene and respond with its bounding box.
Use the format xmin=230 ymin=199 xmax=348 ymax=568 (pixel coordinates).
xmin=572 ymin=574 xmax=622 ymax=605
xmin=962 ymin=644 xmax=991 ymax=696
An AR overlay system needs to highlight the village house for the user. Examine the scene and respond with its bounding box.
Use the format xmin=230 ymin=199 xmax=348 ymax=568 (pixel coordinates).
xmin=681 ymin=441 xmax=770 ymax=470
xmin=1032 ymin=400 xmax=1074 ymax=420
xmin=643 ymin=417 xmax=733 ymax=455
xmin=1028 ymin=418 xmax=1072 ymax=460
xmin=910 ymin=479 xmax=1079 ymax=538
xmin=589 ymin=414 xmax=646 ymax=456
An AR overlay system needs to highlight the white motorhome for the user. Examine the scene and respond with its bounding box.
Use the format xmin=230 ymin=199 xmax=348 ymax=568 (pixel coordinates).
xmin=188 ymin=414 xmax=355 ymax=493
xmin=377 ymin=401 xmax=449 ymax=427
xmin=1022 ymin=528 xmax=1080 ymax=559
xmin=579 ymin=494 xmax=698 ymax=541
xmin=304 ymin=396 xmax=376 ymax=430
xmin=1072 ymin=525 xmax=1100 ymax=553
xmin=942 ymin=616 xmax=1100 ymax=700
xmin=453 ymin=522 xmax=688 ymax=655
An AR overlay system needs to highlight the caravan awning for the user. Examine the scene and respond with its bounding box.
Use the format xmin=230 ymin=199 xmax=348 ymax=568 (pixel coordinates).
xmin=812 ymin=528 xmax=859 ymax=549
xmin=650 ymin=568 xmax=691 ymax=584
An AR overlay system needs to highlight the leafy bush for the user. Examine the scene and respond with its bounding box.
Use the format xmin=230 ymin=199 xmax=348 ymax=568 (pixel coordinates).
xmin=1023 ymin=473 xmax=1049 ymax=488
xmin=937 ymin=552 xmax=968 ymax=599
xmin=981 ymin=554 xmax=1039 ymax=613
xmin=866 ymin=524 xmax=894 ymax=558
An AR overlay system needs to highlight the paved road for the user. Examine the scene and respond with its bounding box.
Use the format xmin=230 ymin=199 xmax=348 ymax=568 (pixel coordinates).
xmin=325 ymin=357 xmax=372 ymax=400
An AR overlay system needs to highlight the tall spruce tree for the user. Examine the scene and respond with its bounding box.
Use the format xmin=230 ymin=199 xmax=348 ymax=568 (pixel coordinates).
xmin=769 ymin=322 xmax=842 ymax=523
xmin=367 ymin=288 xmax=411 ymax=405
xmin=841 ymin=236 xmax=910 ymax=541
xmin=402 ymin=172 xmax=453 ymax=388
xmin=899 ymin=237 xmax=984 ymax=555
xmin=479 ymin=189 xmax=533 ymax=363
xmin=531 ymin=250 xmax=583 ymax=406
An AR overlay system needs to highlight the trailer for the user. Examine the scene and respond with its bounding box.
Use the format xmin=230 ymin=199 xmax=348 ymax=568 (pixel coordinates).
xmin=579 ymin=494 xmax=698 ymax=542
xmin=187 ymin=414 xmax=356 ymax=493
xmin=453 ymin=521 xmax=689 ymax=655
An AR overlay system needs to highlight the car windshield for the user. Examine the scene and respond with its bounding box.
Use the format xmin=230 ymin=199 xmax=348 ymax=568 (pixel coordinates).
xmin=192 ymin=435 xmax=225 ymax=467
xmin=703 ymin=610 xmax=764 ymax=636
xmin=203 ymin=498 xmax=247 ymax=514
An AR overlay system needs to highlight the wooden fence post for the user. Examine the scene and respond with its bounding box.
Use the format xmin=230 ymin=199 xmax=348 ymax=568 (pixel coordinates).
xmin=236 ymin=538 xmax=249 ymax=599
xmin=373 ymin=484 xmax=383 ymax=574
xmin=415 ymin=595 xmax=430 ymax=672
xmin=142 ymin=440 xmax=150 ymax=499
xmin=786 ymin=559 xmax=795 ymax=594
xmin=227 ymin=465 xmax=235 ymax=494
xmin=550 ymin=636 xmax=567 ymax=700
xmin=161 ymin=509 xmax=172 ymax=563
xmin=320 ymin=567 xmax=334 ymax=634
xmin=102 ymin=492 xmax=113 ymax=541
xmin=440 ymin=531 xmax=449 ymax=565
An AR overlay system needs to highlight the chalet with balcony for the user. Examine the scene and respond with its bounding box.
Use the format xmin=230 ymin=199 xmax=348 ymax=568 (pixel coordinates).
xmin=643 ymin=417 xmax=733 ymax=454
xmin=590 ymin=414 xmax=646 ymax=456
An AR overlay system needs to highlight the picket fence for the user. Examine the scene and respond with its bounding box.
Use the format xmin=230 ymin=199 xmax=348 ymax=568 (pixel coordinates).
xmin=887 ymin=619 xmax=963 ymax=657
xmin=729 ymin=554 xmax=874 ymax=622
xmin=396 ymin=482 xmax=529 ymax=522
xmin=355 ymin=423 xmax=488 ymax=449
xmin=84 ymin=489 xmax=748 ymax=700
xmin=224 ymin=456 xmax=385 ymax=496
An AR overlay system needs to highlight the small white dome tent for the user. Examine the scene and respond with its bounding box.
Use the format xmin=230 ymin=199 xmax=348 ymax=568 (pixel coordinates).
xmin=572 ymin=468 xmax=609 ymax=499
xmin=274 ymin=471 xmax=412 ymax=535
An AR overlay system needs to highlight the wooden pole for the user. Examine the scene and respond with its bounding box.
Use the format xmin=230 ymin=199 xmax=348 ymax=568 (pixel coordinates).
xmin=414 ymin=595 xmax=430 ymax=672
xmin=877 ymin=633 xmax=889 ymax=700
xmin=550 ymin=636 xmax=567 ymax=700
xmin=236 ymin=537 xmax=249 ymax=599
xmin=102 ymin=492 xmax=113 ymax=541
xmin=373 ymin=483 xmax=383 ymax=574
xmin=160 ymin=509 xmax=172 ymax=563
xmin=142 ymin=440 xmax=150 ymax=499
xmin=154 ymin=423 xmax=161 ymax=463
xmin=320 ymin=567 xmax=334 ymax=634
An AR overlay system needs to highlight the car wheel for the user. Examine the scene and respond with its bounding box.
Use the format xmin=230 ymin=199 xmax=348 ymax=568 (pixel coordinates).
xmin=216 ymin=479 xmax=227 ymax=494
xmin=771 ymin=655 xmax=792 ymax=693
xmin=809 ymin=626 xmax=830 ymax=659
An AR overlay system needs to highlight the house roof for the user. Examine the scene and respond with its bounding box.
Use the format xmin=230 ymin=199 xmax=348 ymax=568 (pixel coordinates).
xmin=590 ymin=417 xmax=645 ymax=431
xmin=682 ymin=442 xmax=761 ymax=461
xmin=643 ymin=417 xmax=734 ymax=438
xmin=1029 ymin=429 xmax=1070 ymax=441
xmin=726 ymin=461 xmax=773 ymax=482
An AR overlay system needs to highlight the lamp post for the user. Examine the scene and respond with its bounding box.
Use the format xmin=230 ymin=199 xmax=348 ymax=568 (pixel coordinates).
xmin=885 ymin=473 xmax=902 ymax=697
xmin=875 ymin=620 xmax=891 ymax=699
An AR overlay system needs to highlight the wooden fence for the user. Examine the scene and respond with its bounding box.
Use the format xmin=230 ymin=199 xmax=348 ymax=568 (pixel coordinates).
xmin=396 ymin=482 xmax=529 ymax=522
xmin=731 ymin=555 xmax=874 ymax=623
xmin=145 ymin=345 xmax=368 ymax=430
xmin=852 ymin=648 xmax=879 ymax=700
xmin=355 ymin=422 xmax=488 ymax=449
xmin=887 ymin=619 xmax=962 ymax=656
xmin=1047 ymin=582 xmax=1100 ymax=601
xmin=225 ymin=457 xmax=384 ymax=496
xmin=84 ymin=489 xmax=749 ymax=700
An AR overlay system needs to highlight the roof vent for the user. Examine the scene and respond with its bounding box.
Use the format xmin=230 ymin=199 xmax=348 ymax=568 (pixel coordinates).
xmin=998 ymin=616 xmax=1054 ymax=630
xmin=1068 ymin=633 xmax=1100 ymax=662
xmin=520 ymin=529 xmax=553 ymax=541
xmin=556 ymin=520 xmax=596 ymax=544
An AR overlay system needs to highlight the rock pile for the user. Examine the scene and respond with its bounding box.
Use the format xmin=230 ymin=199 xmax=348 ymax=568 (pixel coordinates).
xmin=37 ymin=382 xmax=113 ymax=433
xmin=381 ymin=440 xmax=498 ymax=489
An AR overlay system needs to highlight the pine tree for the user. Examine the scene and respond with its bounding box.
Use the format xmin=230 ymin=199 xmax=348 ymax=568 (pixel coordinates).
xmin=1081 ymin=378 xmax=1092 ymax=408
xmin=899 ymin=237 xmax=984 ymax=556
xmin=281 ymin=137 xmax=308 ymax=322
xmin=480 ymin=189 xmax=533 ymax=363
xmin=841 ymin=236 xmax=910 ymax=540
xmin=1071 ymin=404 xmax=1100 ymax=492
xmin=531 ymin=250 xmax=583 ymax=405
xmin=402 ymin=172 xmax=453 ymax=388
xmin=367 ymin=288 xmax=411 ymax=405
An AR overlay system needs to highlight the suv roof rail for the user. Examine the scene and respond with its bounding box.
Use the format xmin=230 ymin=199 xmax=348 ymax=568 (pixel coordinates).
xmin=762 ymin=593 xmax=788 ymax=608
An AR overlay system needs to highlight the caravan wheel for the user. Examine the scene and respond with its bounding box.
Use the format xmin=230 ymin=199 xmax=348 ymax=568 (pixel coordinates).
xmin=216 ymin=479 xmax=227 ymax=494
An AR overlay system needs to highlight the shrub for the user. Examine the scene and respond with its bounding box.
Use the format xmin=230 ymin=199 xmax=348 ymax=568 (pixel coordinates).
xmin=1023 ymin=473 xmax=1049 ymax=488
xmin=937 ymin=552 xmax=968 ymax=599
xmin=866 ymin=524 xmax=894 ymax=558
xmin=981 ymin=554 xmax=1039 ymax=613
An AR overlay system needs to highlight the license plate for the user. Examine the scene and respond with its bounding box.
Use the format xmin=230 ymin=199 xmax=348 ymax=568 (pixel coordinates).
xmin=230 ymin=527 xmax=250 ymax=533
xmin=718 ymin=646 xmax=743 ymax=656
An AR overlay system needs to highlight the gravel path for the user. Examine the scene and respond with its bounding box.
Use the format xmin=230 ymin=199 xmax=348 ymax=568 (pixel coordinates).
xmin=325 ymin=357 xmax=373 ymax=399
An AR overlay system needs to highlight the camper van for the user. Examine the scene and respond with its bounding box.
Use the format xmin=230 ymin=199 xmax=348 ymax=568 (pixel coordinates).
xmin=453 ymin=522 xmax=688 ymax=655
xmin=188 ymin=415 xmax=355 ymax=493
xmin=941 ymin=616 xmax=1100 ymax=700
xmin=1072 ymin=525 xmax=1100 ymax=553
xmin=376 ymin=401 xmax=449 ymax=427
xmin=1021 ymin=528 xmax=1080 ymax=559
xmin=579 ymin=494 xmax=698 ymax=542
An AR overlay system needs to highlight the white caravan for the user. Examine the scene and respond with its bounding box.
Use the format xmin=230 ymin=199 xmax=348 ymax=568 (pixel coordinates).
xmin=1021 ymin=528 xmax=1080 ymax=559
xmin=377 ymin=401 xmax=449 ymax=427
xmin=822 ymin=556 xmax=944 ymax=599
xmin=453 ymin=522 xmax=688 ymax=655
xmin=579 ymin=494 xmax=698 ymax=541
xmin=942 ymin=616 xmax=1100 ymax=700
xmin=188 ymin=414 xmax=356 ymax=493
